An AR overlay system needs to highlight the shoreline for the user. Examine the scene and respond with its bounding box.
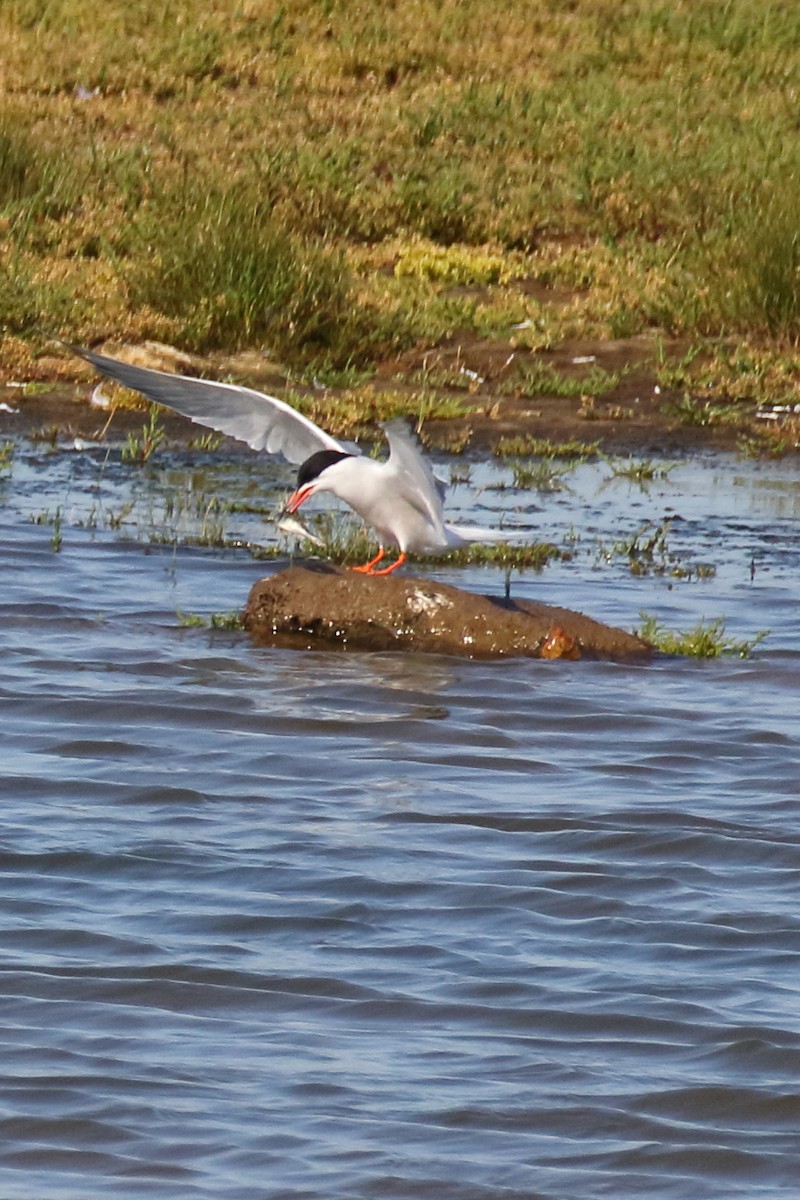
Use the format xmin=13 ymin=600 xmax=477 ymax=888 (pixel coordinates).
xmin=0 ymin=334 xmax=783 ymax=458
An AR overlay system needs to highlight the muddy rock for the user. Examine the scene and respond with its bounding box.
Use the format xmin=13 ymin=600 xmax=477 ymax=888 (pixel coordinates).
xmin=243 ymin=565 xmax=652 ymax=661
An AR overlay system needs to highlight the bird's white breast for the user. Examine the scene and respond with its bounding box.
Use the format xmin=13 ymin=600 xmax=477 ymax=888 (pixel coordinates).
xmin=324 ymin=457 xmax=448 ymax=553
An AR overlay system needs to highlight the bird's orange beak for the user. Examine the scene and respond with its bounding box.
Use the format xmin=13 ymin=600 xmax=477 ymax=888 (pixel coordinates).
xmin=284 ymin=484 xmax=314 ymax=514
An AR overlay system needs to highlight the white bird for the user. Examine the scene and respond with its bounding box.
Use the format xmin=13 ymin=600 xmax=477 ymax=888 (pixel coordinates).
xmin=73 ymin=345 xmax=516 ymax=575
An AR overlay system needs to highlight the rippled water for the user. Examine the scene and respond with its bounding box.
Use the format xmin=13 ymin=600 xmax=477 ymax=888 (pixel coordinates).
xmin=2 ymin=435 xmax=799 ymax=1199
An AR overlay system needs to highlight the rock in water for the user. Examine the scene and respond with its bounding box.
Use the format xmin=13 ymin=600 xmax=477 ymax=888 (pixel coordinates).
xmin=242 ymin=566 xmax=651 ymax=661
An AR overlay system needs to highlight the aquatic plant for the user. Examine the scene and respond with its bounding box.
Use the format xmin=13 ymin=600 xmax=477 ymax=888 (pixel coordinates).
xmin=494 ymin=435 xmax=599 ymax=462
xmin=103 ymin=502 xmax=135 ymax=530
xmin=448 ymin=462 xmax=473 ymax=487
xmin=177 ymin=610 xmax=245 ymax=631
xmin=509 ymin=458 xmax=574 ymax=492
xmin=265 ymin=509 xmax=562 ymax=572
xmin=638 ymin=614 xmax=769 ymax=659
xmin=430 ymin=541 xmax=565 ymax=571
xmin=31 ymin=505 xmax=63 ymax=550
xmin=176 ymin=610 xmax=207 ymax=628
xmin=599 ymin=454 xmax=676 ymax=486
xmin=598 ymin=519 xmax=716 ymax=581
xmin=50 ymin=508 xmax=62 ymax=552
xmin=187 ymin=431 xmax=223 ymax=452
xmin=121 ymin=410 xmax=165 ymax=465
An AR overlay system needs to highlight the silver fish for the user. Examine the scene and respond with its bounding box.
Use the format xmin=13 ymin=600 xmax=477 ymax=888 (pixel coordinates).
xmin=276 ymin=513 xmax=326 ymax=547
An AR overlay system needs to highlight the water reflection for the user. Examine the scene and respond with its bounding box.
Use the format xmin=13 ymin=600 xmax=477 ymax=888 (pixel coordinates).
xmin=729 ymin=470 xmax=800 ymax=518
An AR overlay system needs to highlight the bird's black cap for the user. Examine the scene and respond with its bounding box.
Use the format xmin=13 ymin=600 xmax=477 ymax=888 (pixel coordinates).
xmin=296 ymin=449 xmax=353 ymax=488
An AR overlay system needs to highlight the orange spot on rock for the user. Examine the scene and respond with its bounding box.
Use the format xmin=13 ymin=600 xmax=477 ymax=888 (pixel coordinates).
xmin=540 ymin=625 xmax=581 ymax=660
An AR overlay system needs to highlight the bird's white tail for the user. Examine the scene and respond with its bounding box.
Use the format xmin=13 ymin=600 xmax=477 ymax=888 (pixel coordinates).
xmin=444 ymin=523 xmax=520 ymax=548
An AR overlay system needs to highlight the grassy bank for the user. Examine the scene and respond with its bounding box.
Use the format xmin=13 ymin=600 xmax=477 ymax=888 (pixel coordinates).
xmin=1 ymin=0 xmax=799 ymax=438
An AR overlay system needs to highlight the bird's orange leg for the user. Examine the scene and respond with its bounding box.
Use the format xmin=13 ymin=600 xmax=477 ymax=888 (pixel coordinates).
xmin=351 ymin=547 xmax=386 ymax=574
xmin=367 ymin=551 xmax=407 ymax=576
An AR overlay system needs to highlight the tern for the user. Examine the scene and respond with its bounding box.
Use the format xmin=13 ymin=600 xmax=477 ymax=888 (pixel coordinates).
xmin=73 ymin=345 xmax=516 ymax=575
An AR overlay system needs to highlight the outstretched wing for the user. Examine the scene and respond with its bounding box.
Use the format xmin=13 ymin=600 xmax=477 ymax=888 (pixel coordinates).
xmin=382 ymin=420 xmax=448 ymax=541
xmin=72 ymin=346 xmax=348 ymax=465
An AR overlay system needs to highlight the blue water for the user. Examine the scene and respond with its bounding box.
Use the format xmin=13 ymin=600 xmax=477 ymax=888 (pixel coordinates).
xmin=1 ymin=435 xmax=799 ymax=1199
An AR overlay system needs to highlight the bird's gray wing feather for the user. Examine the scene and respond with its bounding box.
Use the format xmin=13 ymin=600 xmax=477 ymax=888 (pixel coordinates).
xmin=382 ymin=420 xmax=447 ymax=538
xmin=73 ymin=346 xmax=347 ymax=464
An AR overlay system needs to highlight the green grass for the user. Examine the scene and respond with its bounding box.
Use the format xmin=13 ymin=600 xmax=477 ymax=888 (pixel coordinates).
xmin=394 ymin=241 xmax=521 ymax=287
xmin=3 ymin=0 xmax=800 ymax=410
xmin=274 ymin=384 xmax=476 ymax=444
xmin=509 ymin=360 xmax=623 ymax=400
xmin=117 ymin=183 xmax=394 ymax=362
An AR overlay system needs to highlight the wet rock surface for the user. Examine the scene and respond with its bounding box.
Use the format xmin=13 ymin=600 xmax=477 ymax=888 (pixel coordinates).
xmin=243 ymin=565 xmax=652 ymax=661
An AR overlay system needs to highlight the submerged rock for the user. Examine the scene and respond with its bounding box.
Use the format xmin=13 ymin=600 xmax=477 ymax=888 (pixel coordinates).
xmin=243 ymin=566 xmax=652 ymax=661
